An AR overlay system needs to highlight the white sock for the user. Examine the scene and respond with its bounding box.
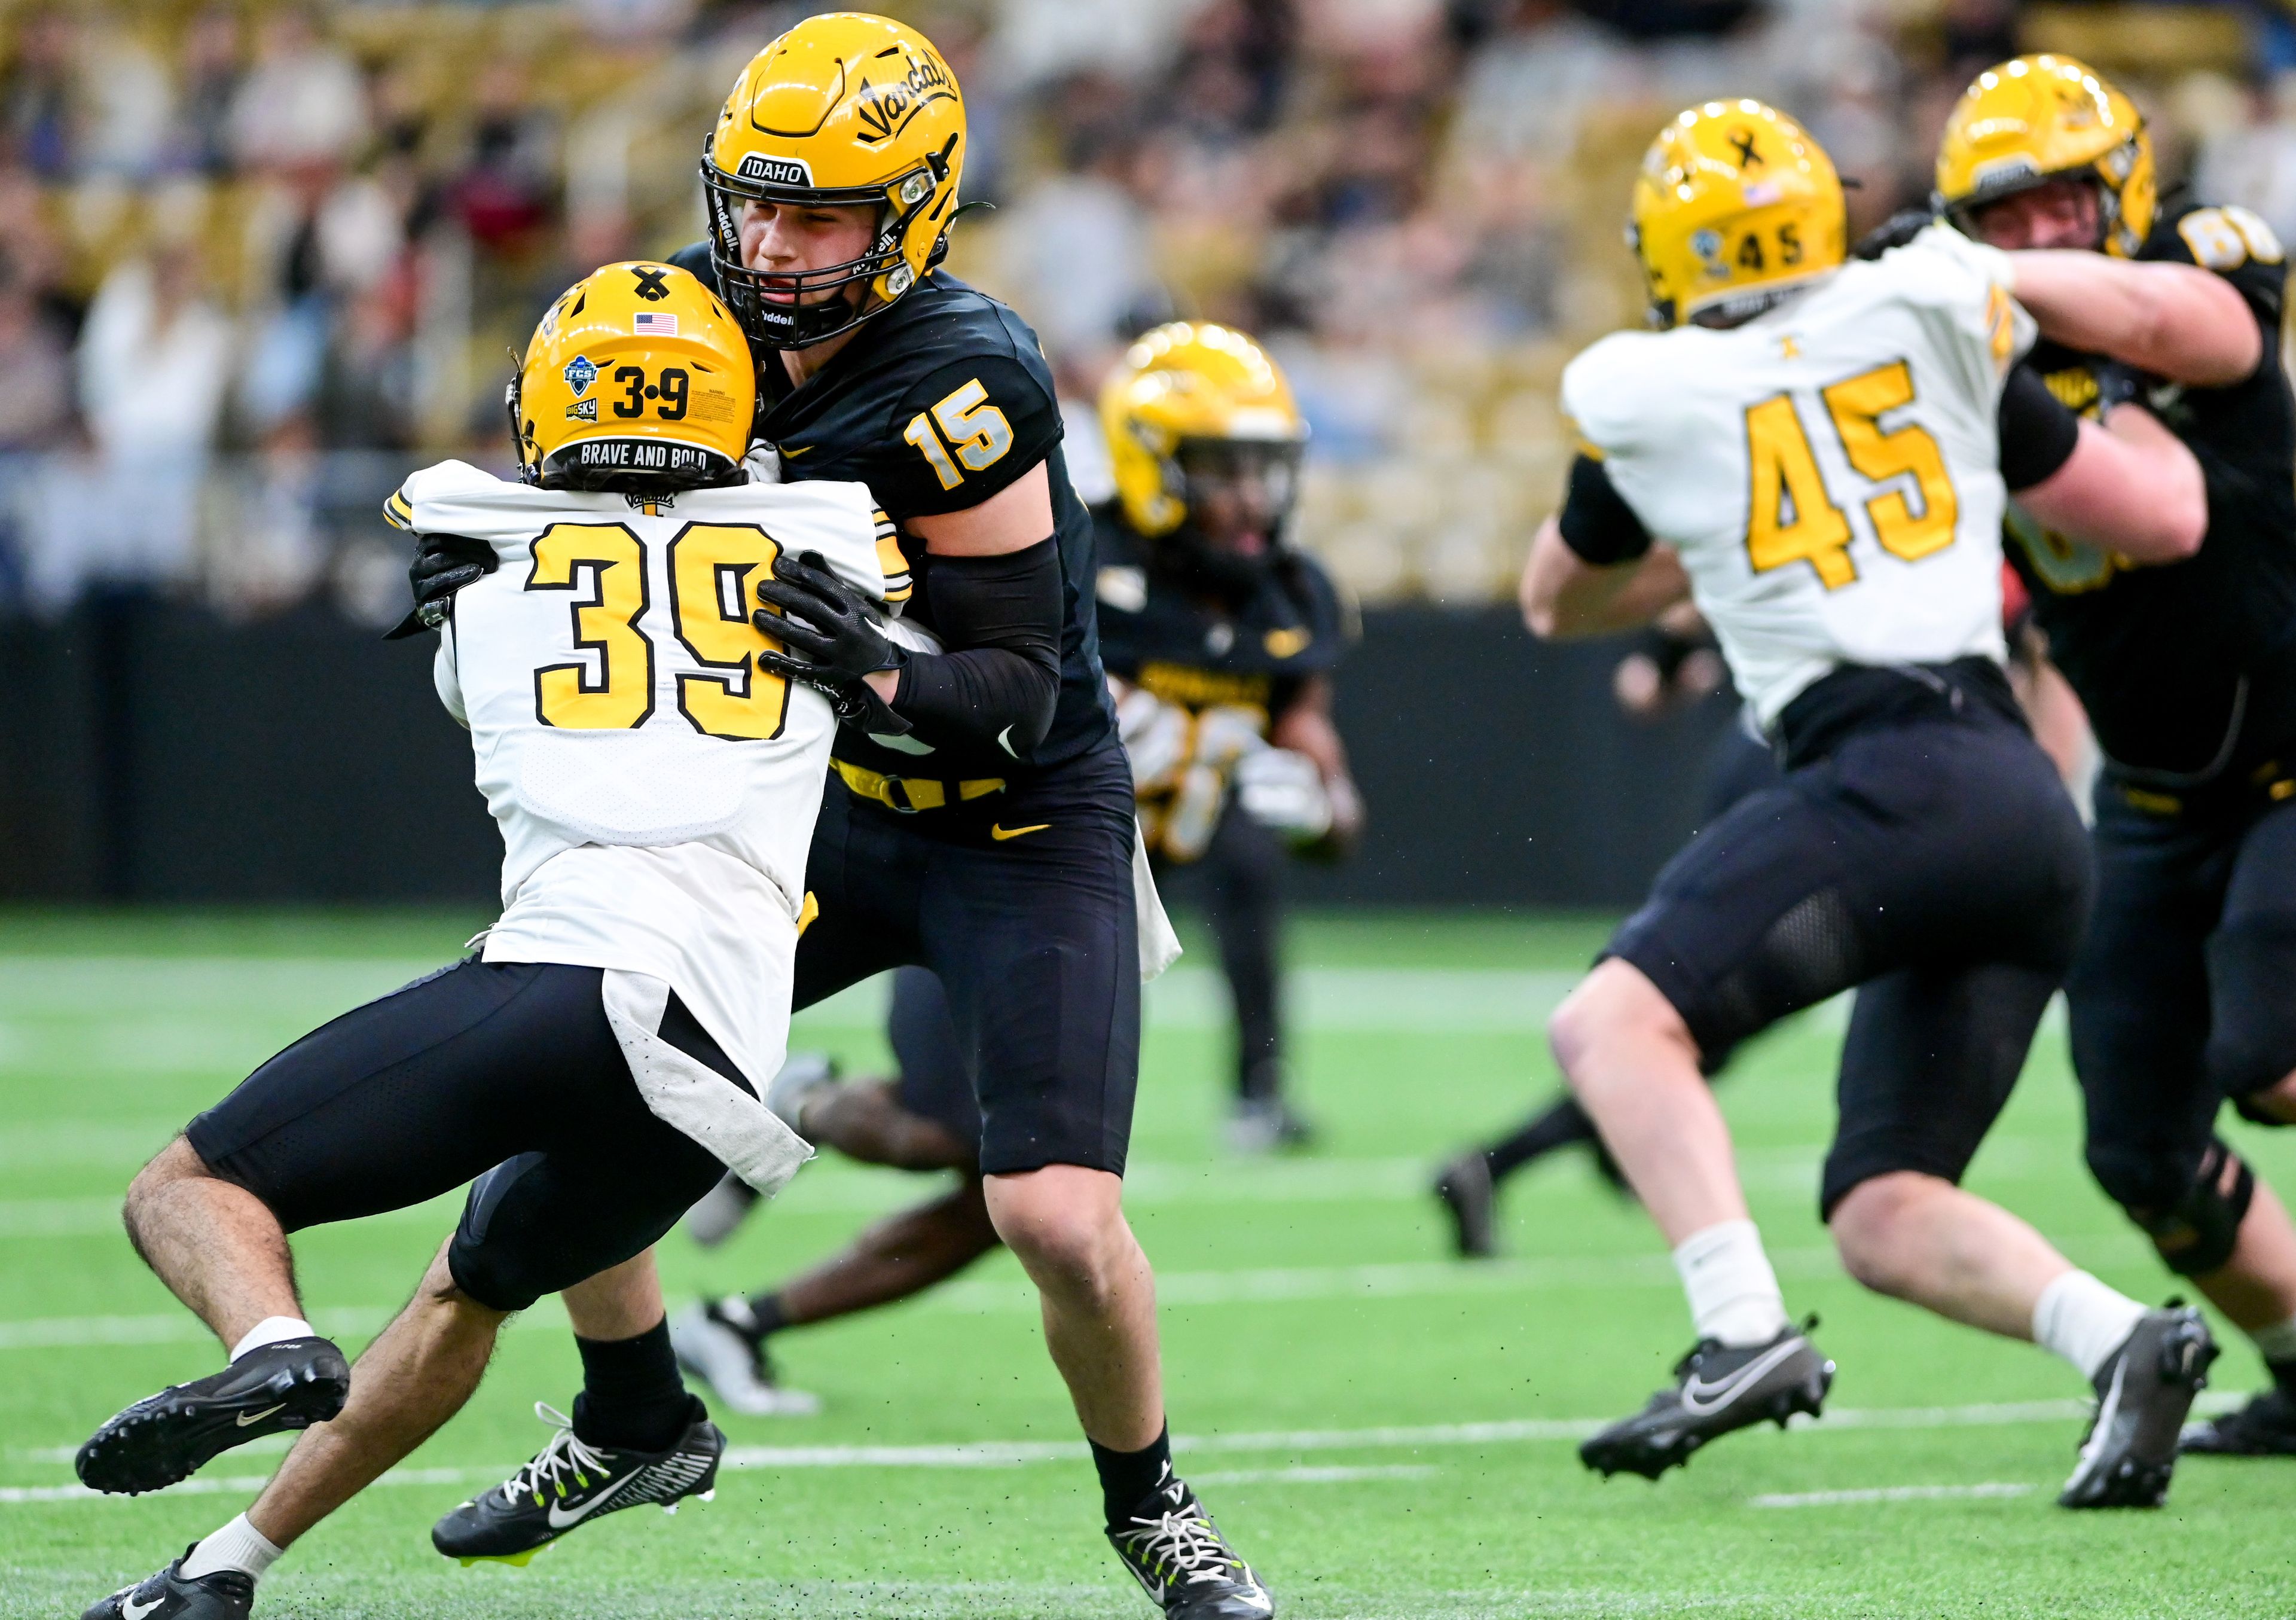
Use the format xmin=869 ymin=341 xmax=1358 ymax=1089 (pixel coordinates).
xmin=2248 ymin=1313 xmax=2296 ymax=1364
xmin=229 ymin=1316 xmax=316 ymax=1363
xmin=2032 ymin=1271 xmax=2148 ymax=1380
xmin=1673 ymin=1219 xmax=1790 ymax=1347
xmin=179 ymin=1513 xmax=283 ymax=1582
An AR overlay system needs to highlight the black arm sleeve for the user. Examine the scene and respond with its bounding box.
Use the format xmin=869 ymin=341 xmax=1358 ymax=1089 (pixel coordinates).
xmin=1556 ymin=453 xmax=1653 ymax=566
xmin=1997 ymin=362 xmax=2083 ymax=493
xmin=890 ymin=538 xmax=1064 ymax=758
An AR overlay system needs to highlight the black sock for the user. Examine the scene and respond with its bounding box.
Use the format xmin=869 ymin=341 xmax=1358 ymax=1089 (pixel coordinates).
xmin=733 ymin=1291 xmax=790 ymax=1343
xmin=1483 ymin=1095 xmax=1600 ymax=1182
xmin=2268 ymin=1356 xmax=2296 ymax=1398
xmin=571 ymin=1317 xmax=694 ymax=1453
xmin=1091 ymin=1424 xmax=1175 ymax=1528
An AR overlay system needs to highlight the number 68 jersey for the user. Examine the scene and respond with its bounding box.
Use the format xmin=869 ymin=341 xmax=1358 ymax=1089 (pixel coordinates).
xmin=390 ymin=457 xmax=900 ymax=1088
xmin=1562 ymin=224 xmax=2031 ymax=725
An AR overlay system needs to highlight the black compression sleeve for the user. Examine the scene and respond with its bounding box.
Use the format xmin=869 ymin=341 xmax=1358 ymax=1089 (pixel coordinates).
xmin=1997 ymin=362 xmax=2083 ymax=492
xmin=1556 ymin=454 xmax=1654 ymax=565
xmin=890 ymin=538 xmax=1064 ymax=758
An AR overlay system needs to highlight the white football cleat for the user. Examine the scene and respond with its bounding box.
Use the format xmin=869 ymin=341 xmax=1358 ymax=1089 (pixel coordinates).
xmin=670 ymin=1301 xmax=822 ymax=1418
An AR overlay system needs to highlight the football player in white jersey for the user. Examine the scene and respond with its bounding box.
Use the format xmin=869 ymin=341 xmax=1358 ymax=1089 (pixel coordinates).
xmin=74 ymin=263 xmax=898 ymax=1620
xmin=1524 ymin=103 xmax=2220 ymax=1507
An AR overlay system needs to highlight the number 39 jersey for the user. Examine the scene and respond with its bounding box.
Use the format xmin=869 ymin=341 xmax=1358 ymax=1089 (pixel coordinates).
xmin=1562 ymin=224 xmax=2029 ymax=724
xmin=392 ymin=459 xmax=891 ymax=1087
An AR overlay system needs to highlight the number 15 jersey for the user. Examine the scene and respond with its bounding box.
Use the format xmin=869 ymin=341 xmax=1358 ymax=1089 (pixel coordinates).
xmin=1561 ymin=224 xmax=2031 ymax=725
xmin=390 ymin=457 xmax=894 ymax=1091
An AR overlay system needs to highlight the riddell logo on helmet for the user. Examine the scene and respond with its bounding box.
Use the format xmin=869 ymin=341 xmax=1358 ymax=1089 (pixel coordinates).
xmin=737 ymin=154 xmax=813 ymax=188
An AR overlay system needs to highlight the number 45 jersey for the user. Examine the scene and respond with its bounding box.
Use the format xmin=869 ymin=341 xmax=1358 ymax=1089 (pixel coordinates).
xmin=390 ymin=457 xmax=896 ymax=1096
xmin=1562 ymin=224 xmax=2030 ymax=725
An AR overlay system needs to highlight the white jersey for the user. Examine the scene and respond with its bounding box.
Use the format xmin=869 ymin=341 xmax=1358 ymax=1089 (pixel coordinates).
xmin=1562 ymin=224 xmax=2032 ymax=724
xmin=394 ymin=459 xmax=897 ymax=1176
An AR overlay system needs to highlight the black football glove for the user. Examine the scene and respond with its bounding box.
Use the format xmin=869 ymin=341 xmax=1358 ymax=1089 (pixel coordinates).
xmin=383 ymin=533 xmax=499 ymax=640
xmin=2090 ymin=357 xmax=2152 ymax=419
xmin=1851 ymin=208 xmax=1937 ymax=262
xmin=753 ymin=550 xmax=912 ymax=734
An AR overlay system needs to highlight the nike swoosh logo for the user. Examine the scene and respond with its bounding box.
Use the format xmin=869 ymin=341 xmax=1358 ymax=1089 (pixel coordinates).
xmin=990 ymin=823 xmax=1050 ymax=841
xmin=1680 ymin=1339 xmax=1805 ymax=1416
xmin=236 ymin=1403 xmax=286 ymax=1427
xmin=998 ymin=724 xmax=1020 ymax=758
xmin=780 ymin=444 xmax=814 ymax=458
xmin=546 ymin=1483 xmax=630 ymax=1530
xmin=2076 ymin=1357 xmax=2130 ymax=1472
xmin=121 ymin=1595 xmax=163 ymax=1620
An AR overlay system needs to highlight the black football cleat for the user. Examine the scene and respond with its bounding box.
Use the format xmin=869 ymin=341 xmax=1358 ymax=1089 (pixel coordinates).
xmin=1432 ymin=1154 xmax=1498 ymax=1259
xmin=2181 ymin=1387 xmax=2296 ymax=1456
xmin=1580 ymin=1320 xmax=1834 ymax=1480
xmin=2059 ymin=1305 xmax=2216 ymax=1507
xmin=432 ymin=1399 xmax=723 ymax=1566
xmin=1107 ymin=1470 xmax=1274 ymax=1618
xmin=81 ymin=1549 xmax=252 ymax=1620
xmin=78 ymin=1337 xmax=350 ymax=1496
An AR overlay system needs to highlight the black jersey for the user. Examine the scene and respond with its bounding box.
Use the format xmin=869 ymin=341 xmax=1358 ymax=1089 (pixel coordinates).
xmin=2005 ymin=200 xmax=2296 ymax=780
xmin=668 ymin=243 xmax=1116 ymax=779
xmin=1091 ymin=506 xmax=1355 ymax=723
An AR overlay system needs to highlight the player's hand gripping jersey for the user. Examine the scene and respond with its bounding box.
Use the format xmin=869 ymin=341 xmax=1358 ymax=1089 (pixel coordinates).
xmin=392 ymin=457 xmax=891 ymax=1178
xmin=1562 ymin=224 xmax=2029 ymax=722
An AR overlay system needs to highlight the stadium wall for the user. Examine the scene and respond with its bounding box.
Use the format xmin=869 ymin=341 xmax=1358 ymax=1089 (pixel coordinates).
xmin=3 ymin=601 xmax=1736 ymax=908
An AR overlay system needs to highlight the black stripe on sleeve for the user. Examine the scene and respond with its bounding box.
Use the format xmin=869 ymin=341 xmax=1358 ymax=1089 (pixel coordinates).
xmin=1997 ymin=362 xmax=2082 ymax=493
xmin=1556 ymin=453 xmax=1654 ymax=566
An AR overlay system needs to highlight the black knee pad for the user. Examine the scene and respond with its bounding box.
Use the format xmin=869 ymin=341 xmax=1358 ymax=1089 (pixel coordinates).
xmin=2108 ymin=1137 xmax=2256 ymax=1277
xmin=445 ymin=1154 xmax=552 ymax=1313
xmin=2206 ymin=918 xmax=2296 ymax=1110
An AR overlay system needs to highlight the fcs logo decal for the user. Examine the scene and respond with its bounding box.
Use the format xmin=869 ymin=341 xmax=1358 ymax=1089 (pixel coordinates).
xmin=736 ymin=152 xmax=814 ymax=188
xmin=852 ymin=53 xmax=955 ymax=144
xmin=563 ymin=355 xmax=598 ymax=397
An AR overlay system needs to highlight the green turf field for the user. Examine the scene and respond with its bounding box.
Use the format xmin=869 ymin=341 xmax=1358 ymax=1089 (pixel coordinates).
xmin=5 ymin=908 xmax=2292 ymax=1618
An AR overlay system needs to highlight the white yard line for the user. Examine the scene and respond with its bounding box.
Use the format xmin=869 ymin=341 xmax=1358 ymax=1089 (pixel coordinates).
xmin=1748 ymin=1481 xmax=2037 ymax=1508
xmin=4 ymin=1397 xmax=2218 ymax=1507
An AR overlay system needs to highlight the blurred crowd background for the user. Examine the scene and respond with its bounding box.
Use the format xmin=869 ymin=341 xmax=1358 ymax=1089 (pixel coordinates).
xmin=0 ymin=0 xmax=2291 ymax=624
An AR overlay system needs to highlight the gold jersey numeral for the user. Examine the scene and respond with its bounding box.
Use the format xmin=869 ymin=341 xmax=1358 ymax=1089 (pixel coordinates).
xmin=902 ymin=377 xmax=1016 ymax=490
xmin=669 ymin=523 xmax=790 ymax=741
xmin=528 ymin=523 xmax=657 ymax=729
xmin=1742 ymin=359 xmax=1961 ymax=590
xmin=524 ymin=521 xmax=792 ymax=739
xmin=1744 ymin=393 xmax=1855 ymax=588
xmin=1824 ymin=361 xmax=1958 ymax=565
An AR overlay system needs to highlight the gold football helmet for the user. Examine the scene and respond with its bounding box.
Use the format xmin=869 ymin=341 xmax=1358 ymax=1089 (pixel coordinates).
xmin=701 ymin=12 xmax=966 ymax=350
xmin=508 ymin=261 xmax=756 ymax=492
xmin=1935 ymin=54 xmax=2154 ymax=257
xmin=1101 ymin=322 xmax=1308 ymax=540
xmin=1629 ymin=100 xmax=1845 ymax=330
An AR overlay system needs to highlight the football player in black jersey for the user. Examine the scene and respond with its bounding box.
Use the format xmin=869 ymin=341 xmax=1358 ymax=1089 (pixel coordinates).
xmin=1939 ymin=53 xmax=2296 ymax=1459
xmin=671 ymin=324 xmax=1363 ymax=1416
xmin=409 ymin=17 xmax=1272 ymax=1614
xmin=1098 ymin=322 xmax=1363 ymax=1149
